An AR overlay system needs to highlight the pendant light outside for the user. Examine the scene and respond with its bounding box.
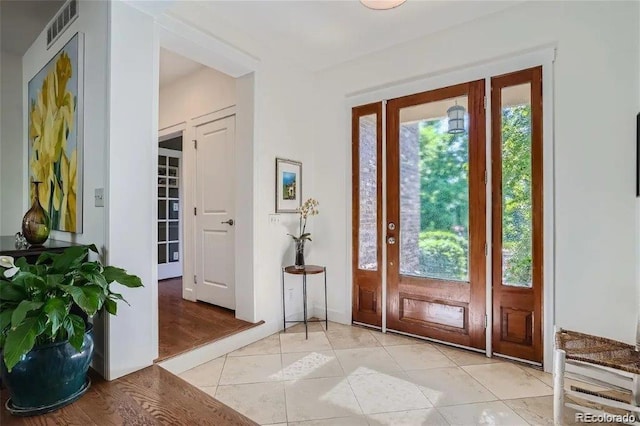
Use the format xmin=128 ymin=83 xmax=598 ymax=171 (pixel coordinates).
xmin=360 ymin=0 xmax=407 ymax=10
xmin=447 ymin=104 xmax=466 ymax=134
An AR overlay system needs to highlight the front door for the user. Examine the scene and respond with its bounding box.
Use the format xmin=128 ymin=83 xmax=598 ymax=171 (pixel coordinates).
xmin=195 ymin=115 xmax=236 ymax=310
xmin=385 ymin=81 xmax=487 ymax=349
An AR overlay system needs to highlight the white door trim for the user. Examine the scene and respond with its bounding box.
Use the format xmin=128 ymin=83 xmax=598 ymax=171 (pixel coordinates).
xmin=345 ymin=45 xmax=557 ymax=372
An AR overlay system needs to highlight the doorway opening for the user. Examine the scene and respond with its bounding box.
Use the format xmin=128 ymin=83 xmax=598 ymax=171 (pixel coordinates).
xmin=156 ymin=47 xmax=259 ymax=361
xmin=352 ymin=66 xmax=544 ymax=366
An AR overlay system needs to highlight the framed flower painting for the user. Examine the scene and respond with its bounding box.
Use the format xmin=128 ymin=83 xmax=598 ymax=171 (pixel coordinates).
xmin=28 ymin=32 xmax=84 ymax=233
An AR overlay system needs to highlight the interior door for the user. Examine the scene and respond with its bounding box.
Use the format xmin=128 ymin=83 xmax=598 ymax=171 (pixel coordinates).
xmin=491 ymin=67 xmax=543 ymax=363
xmin=195 ymin=115 xmax=236 ymax=310
xmin=386 ymin=81 xmax=487 ymax=349
xmin=158 ymin=147 xmax=183 ymax=280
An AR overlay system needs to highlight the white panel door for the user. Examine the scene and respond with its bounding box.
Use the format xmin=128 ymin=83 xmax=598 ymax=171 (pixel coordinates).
xmin=195 ymin=116 xmax=236 ymax=309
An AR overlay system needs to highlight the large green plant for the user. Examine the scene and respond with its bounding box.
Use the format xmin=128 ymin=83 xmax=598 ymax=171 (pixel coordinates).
xmin=0 ymin=245 xmax=142 ymax=371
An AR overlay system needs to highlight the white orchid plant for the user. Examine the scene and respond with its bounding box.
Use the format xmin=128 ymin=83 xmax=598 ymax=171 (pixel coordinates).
xmin=288 ymin=198 xmax=319 ymax=243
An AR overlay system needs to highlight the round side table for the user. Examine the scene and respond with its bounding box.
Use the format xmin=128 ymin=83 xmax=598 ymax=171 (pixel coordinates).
xmin=281 ymin=265 xmax=328 ymax=339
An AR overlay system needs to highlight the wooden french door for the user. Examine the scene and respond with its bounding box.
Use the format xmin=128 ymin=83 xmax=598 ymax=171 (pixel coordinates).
xmin=491 ymin=67 xmax=543 ymax=363
xmin=385 ymin=80 xmax=487 ymax=349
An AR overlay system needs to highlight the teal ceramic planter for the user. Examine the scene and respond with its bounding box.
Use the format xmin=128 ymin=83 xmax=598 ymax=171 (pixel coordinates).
xmin=1 ymin=325 xmax=94 ymax=416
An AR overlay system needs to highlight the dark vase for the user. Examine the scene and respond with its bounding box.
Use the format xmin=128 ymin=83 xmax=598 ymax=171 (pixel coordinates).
xmin=1 ymin=324 xmax=94 ymax=416
xmin=294 ymin=240 xmax=305 ymax=269
xmin=22 ymin=181 xmax=50 ymax=246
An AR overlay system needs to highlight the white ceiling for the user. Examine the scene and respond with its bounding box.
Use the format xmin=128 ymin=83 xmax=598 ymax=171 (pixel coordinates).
xmin=159 ymin=48 xmax=206 ymax=87
xmin=192 ymin=0 xmax=523 ymax=71
xmin=0 ymin=0 xmax=64 ymax=55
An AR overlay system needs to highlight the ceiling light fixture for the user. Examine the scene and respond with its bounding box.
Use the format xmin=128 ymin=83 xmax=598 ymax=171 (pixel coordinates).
xmin=360 ymin=0 xmax=407 ymax=10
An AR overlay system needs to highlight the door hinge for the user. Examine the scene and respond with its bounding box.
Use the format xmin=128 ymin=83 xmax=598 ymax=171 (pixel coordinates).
xmin=484 ymin=169 xmax=488 ymax=185
xmin=194 ymin=275 xmax=197 ymax=284
xmin=484 ymin=314 xmax=488 ymax=329
xmin=194 ymin=207 xmax=197 ymax=215
xmin=193 ymin=139 xmax=198 ymax=149
xmin=483 ymin=95 xmax=487 ymax=109
xmin=485 ymin=243 xmax=488 ymax=256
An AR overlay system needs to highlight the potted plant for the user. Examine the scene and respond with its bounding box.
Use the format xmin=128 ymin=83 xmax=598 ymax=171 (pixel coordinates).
xmin=0 ymin=244 xmax=142 ymax=416
xmin=287 ymin=198 xmax=319 ymax=269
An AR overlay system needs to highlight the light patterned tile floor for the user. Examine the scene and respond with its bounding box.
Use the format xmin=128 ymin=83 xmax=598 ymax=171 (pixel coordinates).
xmin=178 ymin=322 xmax=576 ymax=425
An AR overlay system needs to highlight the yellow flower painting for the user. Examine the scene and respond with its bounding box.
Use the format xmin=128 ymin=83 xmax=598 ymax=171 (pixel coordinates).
xmin=28 ymin=34 xmax=82 ymax=233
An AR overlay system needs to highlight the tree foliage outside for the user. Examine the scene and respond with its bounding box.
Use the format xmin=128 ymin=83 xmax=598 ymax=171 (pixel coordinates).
xmin=414 ymin=104 xmax=532 ymax=286
xmin=500 ymin=105 xmax=533 ymax=286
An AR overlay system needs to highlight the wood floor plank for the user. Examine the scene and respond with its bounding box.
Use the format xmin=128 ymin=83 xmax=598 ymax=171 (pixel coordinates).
xmin=1 ymin=366 xmax=257 ymax=425
xmin=157 ymin=278 xmax=260 ymax=361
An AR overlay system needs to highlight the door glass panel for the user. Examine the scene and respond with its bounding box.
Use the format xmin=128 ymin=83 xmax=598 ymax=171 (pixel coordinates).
xmin=169 ymin=242 xmax=179 ymax=263
xmin=158 ymin=200 xmax=166 ymax=220
xmin=399 ymin=96 xmax=470 ymax=282
xmin=358 ymin=114 xmax=378 ymax=271
xmin=158 ymin=221 xmax=167 ymax=242
xmin=500 ymin=83 xmax=533 ymax=287
xmin=168 ymin=221 xmax=179 ymax=241
xmin=158 ymin=243 xmax=167 ymax=264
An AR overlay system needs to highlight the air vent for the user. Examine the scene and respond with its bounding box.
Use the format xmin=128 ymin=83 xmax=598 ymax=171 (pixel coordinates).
xmin=46 ymin=0 xmax=78 ymax=49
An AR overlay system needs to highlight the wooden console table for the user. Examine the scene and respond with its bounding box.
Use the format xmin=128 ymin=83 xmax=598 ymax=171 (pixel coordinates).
xmin=0 ymin=236 xmax=85 ymax=264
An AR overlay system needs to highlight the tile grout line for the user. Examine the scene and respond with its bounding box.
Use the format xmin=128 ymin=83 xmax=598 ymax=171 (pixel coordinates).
xmin=279 ymin=333 xmax=290 ymax=425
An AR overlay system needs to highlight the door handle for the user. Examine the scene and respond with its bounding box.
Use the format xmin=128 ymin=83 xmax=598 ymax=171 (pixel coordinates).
xmin=221 ymin=219 xmax=234 ymax=226
xmin=387 ymin=236 xmax=396 ymax=245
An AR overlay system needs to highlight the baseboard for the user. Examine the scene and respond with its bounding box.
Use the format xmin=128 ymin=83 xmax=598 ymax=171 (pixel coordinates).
xmin=158 ymin=321 xmax=278 ymax=375
xmin=91 ymin=351 xmax=105 ymax=377
xmin=310 ymin=305 xmax=351 ymax=325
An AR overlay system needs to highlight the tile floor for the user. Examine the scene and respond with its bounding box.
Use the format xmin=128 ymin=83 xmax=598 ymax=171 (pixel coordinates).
xmin=176 ymin=322 xmax=597 ymax=425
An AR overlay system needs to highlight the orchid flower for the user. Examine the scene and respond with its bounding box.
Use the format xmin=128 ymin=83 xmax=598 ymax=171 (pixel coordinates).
xmin=0 ymin=256 xmax=19 ymax=279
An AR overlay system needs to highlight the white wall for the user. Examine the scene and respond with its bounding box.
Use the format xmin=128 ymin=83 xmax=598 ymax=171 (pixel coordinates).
xmin=0 ymin=50 xmax=23 ymax=234
xmin=314 ymin=1 xmax=640 ymax=344
xmin=20 ymin=0 xmax=110 ymax=375
xmin=159 ymin=66 xmax=236 ymax=130
xmin=106 ymin=1 xmax=158 ymax=379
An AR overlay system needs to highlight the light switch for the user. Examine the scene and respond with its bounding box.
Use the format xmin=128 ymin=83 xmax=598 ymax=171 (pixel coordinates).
xmin=94 ymin=188 xmax=104 ymax=207
xmin=269 ymin=214 xmax=280 ymax=225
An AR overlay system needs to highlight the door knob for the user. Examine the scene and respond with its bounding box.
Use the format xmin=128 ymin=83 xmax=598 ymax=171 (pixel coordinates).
xmin=387 ymin=237 xmax=396 ymax=245
xmin=221 ymin=219 xmax=234 ymax=226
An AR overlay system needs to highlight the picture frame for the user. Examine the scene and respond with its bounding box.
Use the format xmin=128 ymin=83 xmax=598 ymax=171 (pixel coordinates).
xmin=28 ymin=32 xmax=84 ymax=233
xmin=275 ymin=158 xmax=302 ymax=213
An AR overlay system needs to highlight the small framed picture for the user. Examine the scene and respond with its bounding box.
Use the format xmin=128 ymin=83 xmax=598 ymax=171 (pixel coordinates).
xmin=275 ymin=158 xmax=302 ymax=213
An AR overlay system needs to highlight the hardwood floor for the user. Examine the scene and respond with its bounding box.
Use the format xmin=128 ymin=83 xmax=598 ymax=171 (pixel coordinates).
xmin=158 ymin=278 xmax=261 ymax=361
xmin=1 ymin=366 xmax=257 ymax=425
